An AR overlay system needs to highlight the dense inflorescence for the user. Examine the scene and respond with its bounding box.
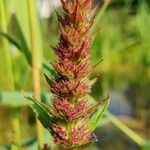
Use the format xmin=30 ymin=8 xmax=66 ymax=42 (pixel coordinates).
xmin=46 ymin=0 xmax=98 ymax=148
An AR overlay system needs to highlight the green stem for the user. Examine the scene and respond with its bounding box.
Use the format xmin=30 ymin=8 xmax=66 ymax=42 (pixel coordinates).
xmin=11 ymin=112 xmax=21 ymax=150
xmin=28 ymin=0 xmax=43 ymax=149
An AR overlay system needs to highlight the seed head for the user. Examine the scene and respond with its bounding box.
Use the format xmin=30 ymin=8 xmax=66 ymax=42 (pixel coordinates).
xmin=46 ymin=0 xmax=99 ymax=148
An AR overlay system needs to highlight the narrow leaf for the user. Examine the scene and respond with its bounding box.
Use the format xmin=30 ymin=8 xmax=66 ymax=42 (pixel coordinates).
xmin=0 ymin=32 xmax=56 ymax=78
xmin=15 ymin=19 xmax=32 ymax=65
xmin=25 ymin=95 xmax=53 ymax=129
xmin=0 ymin=0 xmax=15 ymax=90
xmin=71 ymin=138 xmax=96 ymax=149
xmin=0 ymin=32 xmax=21 ymax=49
xmin=13 ymin=0 xmax=31 ymax=47
xmin=14 ymin=0 xmax=43 ymax=67
xmin=42 ymin=62 xmax=56 ymax=79
xmin=88 ymin=96 xmax=110 ymax=132
xmin=0 ymin=18 xmax=32 ymax=66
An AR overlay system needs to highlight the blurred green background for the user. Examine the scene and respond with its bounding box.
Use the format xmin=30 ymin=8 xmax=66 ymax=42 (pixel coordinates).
xmin=0 ymin=0 xmax=150 ymax=149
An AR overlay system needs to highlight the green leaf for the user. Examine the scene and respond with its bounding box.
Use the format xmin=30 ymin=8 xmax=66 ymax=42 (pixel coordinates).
xmin=13 ymin=0 xmax=43 ymax=68
xmin=15 ymin=19 xmax=32 ymax=65
xmin=42 ymin=62 xmax=56 ymax=79
xmin=25 ymin=95 xmax=53 ymax=129
xmin=13 ymin=0 xmax=31 ymax=47
xmin=0 ymin=32 xmax=21 ymax=49
xmin=11 ymin=144 xmax=18 ymax=150
xmin=0 ymin=91 xmax=53 ymax=106
xmin=2 ymin=136 xmax=36 ymax=149
xmin=0 ymin=32 xmax=56 ymax=78
xmin=88 ymin=96 xmax=110 ymax=132
xmin=21 ymin=136 xmax=37 ymax=147
xmin=0 ymin=18 xmax=32 ymax=66
xmin=0 ymin=0 xmax=15 ymax=90
xmin=71 ymin=139 xmax=96 ymax=149
xmin=10 ymin=3 xmax=32 ymax=89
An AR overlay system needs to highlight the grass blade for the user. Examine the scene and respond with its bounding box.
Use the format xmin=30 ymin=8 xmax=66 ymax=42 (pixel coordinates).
xmin=0 ymin=0 xmax=14 ymax=90
xmin=88 ymin=96 xmax=110 ymax=132
xmin=105 ymin=111 xmax=146 ymax=146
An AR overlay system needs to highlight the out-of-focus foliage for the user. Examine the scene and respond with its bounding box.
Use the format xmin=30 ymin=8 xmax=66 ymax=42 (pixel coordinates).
xmin=0 ymin=0 xmax=150 ymax=149
xmin=91 ymin=0 xmax=150 ymax=113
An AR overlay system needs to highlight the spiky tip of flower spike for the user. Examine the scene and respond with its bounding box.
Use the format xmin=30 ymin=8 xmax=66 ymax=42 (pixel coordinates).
xmin=45 ymin=0 xmax=103 ymax=149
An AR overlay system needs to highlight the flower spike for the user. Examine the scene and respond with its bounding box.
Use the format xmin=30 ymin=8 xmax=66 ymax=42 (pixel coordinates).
xmin=29 ymin=0 xmax=111 ymax=149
